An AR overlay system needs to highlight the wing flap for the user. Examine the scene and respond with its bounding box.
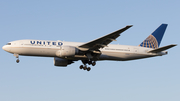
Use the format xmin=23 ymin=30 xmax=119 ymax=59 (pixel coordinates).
xmin=148 ymin=44 xmax=177 ymax=53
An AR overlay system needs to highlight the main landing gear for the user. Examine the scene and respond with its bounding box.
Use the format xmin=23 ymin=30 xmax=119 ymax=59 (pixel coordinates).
xmin=79 ymin=60 xmax=96 ymax=71
xmin=79 ymin=65 xmax=91 ymax=71
xmin=14 ymin=54 xmax=20 ymax=63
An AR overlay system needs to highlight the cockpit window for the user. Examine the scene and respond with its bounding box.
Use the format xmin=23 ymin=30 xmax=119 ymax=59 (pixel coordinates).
xmin=6 ymin=43 xmax=11 ymax=45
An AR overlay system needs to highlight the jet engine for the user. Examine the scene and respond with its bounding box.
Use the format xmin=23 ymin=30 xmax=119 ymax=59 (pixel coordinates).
xmin=54 ymin=57 xmax=74 ymax=67
xmin=56 ymin=46 xmax=80 ymax=57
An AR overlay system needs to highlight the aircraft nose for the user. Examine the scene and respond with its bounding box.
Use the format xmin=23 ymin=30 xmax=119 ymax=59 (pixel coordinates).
xmin=2 ymin=45 xmax=6 ymax=50
xmin=2 ymin=45 xmax=9 ymax=52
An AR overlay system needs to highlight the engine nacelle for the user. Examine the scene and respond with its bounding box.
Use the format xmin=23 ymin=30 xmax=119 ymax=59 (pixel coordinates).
xmin=56 ymin=46 xmax=79 ymax=57
xmin=54 ymin=57 xmax=74 ymax=67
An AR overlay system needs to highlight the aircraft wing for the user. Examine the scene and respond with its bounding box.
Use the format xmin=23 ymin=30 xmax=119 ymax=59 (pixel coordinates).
xmin=78 ymin=25 xmax=132 ymax=51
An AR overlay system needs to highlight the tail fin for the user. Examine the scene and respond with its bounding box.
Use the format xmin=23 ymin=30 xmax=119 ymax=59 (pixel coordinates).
xmin=139 ymin=24 xmax=168 ymax=49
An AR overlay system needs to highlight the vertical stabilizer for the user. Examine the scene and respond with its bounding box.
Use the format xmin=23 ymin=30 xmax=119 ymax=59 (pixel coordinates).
xmin=139 ymin=24 xmax=168 ymax=49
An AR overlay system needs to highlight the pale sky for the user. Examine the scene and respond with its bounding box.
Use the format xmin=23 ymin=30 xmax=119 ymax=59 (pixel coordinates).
xmin=0 ymin=0 xmax=180 ymax=101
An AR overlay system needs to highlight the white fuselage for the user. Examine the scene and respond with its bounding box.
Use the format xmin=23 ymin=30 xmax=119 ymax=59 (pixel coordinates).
xmin=2 ymin=39 xmax=166 ymax=61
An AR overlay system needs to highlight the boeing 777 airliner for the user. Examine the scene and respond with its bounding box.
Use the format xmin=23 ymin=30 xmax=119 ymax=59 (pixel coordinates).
xmin=2 ymin=24 xmax=177 ymax=71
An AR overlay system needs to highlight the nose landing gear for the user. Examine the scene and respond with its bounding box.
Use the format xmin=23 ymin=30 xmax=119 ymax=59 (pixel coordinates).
xmin=14 ymin=54 xmax=20 ymax=63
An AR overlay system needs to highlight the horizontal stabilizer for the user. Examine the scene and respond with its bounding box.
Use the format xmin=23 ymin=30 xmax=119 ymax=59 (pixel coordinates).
xmin=148 ymin=44 xmax=177 ymax=53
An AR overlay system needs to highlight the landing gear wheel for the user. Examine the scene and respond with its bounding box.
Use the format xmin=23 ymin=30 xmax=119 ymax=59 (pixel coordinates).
xmin=79 ymin=65 xmax=83 ymax=69
xmin=88 ymin=61 xmax=92 ymax=65
xmin=92 ymin=61 xmax=96 ymax=66
xmin=83 ymin=66 xmax=87 ymax=70
xmin=87 ymin=67 xmax=91 ymax=71
xmin=16 ymin=59 xmax=20 ymax=63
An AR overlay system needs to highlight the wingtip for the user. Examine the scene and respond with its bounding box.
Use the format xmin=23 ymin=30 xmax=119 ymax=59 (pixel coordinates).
xmin=171 ymin=44 xmax=177 ymax=46
xmin=126 ymin=25 xmax=133 ymax=27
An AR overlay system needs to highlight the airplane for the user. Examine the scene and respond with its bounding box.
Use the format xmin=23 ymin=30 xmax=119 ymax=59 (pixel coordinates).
xmin=2 ymin=24 xmax=177 ymax=71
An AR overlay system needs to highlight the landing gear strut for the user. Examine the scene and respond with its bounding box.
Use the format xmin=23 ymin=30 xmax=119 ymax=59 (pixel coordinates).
xmin=79 ymin=60 xmax=96 ymax=71
xmin=14 ymin=54 xmax=20 ymax=63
